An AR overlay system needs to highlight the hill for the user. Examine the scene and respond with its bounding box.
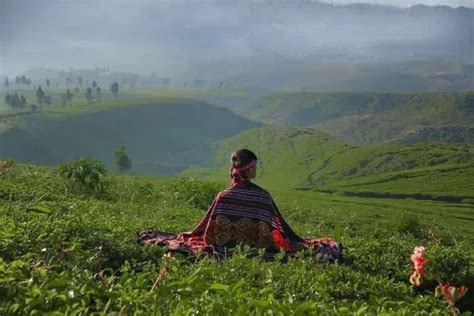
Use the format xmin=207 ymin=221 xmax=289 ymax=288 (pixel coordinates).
xmin=234 ymin=91 xmax=474 ymax=144
xmin=182 ymin=125 xmax=474 ymax=202
xmin=182 ymin=125 xmax=351 ymax=188
xmin=0 ymin=97 xmax=261 ymax=175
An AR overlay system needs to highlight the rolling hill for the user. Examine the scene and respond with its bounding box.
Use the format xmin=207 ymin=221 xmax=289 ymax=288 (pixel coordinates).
xmin=234 ymin=91 xmax=474 ymax=144
xmin=182 ymin=125 xmax=474 ymax=202
xmin=0 ymin=97 xmax=261 ymax=175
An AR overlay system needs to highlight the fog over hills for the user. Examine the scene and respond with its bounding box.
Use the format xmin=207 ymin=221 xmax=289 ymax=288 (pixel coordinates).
xmin=1 ymin=0 xmax=472 ymax=92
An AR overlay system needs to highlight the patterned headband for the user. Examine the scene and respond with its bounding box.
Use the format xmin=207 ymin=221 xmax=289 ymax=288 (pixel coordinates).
xmin=235 ymin=159 xmax=257 ymax=172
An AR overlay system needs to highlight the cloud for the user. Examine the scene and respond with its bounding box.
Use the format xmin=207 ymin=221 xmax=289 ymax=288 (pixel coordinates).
xmin=1 ymin=0 xmax=472 ymax=77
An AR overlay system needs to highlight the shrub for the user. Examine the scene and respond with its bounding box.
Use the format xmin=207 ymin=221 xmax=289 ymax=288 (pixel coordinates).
xmin=57 ymin=158 xmax=108 ymax=195
xmin=0 ymin=159 xmax=16 ymax=175
xmin=169 ymin=177 xmax=222 ymax=209
xmin=423 ymin=244 xmax=471 ymax=285
xmin=394 ymin=214 xmax=427 ymax=239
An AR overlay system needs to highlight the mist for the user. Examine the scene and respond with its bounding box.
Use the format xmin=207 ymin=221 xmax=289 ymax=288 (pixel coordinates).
xmin=1 ymin=0 xmax=473 ymax=91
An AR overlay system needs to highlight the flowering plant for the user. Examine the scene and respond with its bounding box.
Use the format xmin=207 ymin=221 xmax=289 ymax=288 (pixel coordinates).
xmin=434 ymin=283 xmax=468 ymax=307
xmin=409 ymin=246 xmax=469 ymax=316
xmin=409 ymin=246 xmax=427 ymax=286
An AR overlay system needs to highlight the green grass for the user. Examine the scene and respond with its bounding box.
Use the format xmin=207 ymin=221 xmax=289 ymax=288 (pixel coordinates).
xmin=0 ymin=87 xmax=251 ymax=117
xmin=1 ymin=163 xmax=472 ymax=314
xmin=182 ymin=125 xmax=352 ymax=188
xmin=234 ymin=91 xmax=474 ymax=144
xmin=1 ymin=88 xmax=473 ymax=313
xmin=182 ymin=126 xmax=474 ymax=203
xmin=0 ymin=95 xmax=260 ymax=175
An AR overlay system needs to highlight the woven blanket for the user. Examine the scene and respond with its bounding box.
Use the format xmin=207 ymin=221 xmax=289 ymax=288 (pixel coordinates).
xmin=138 ymin=182 xmax=342 ymax=262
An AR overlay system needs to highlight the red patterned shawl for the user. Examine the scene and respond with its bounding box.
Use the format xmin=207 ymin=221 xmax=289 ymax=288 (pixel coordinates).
xmin=138 ymin=181 xmax=342 ymax=261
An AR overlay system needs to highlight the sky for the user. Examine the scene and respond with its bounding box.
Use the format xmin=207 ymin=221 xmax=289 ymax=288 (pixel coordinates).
xmin=1 ymin=0 xmax=472 ymax=78
xmin=324 ymin=0 xmax=473 ymax=6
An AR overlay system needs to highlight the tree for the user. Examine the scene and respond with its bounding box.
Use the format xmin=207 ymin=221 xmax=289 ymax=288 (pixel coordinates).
xmin=12 ymin=93 xmax=20 ymax=112
xmin=96 ymin=86 xmax=101 ymax=101
xmin=77 ymin=77 xmax=83 ymax=87
xmin=25 ymin=78 xmax=31 ymax=88
xmin=114 ymin=146 xmax=132 ymax=173
xmin=36 ymin=86 xmax=45 ymax=104
xmin=46 ymin=79 xmax=50 ymax=88
xmin=4 ymin=78 xmax=9 ymax=88
xmin=7 ymin=93 xmax=21 ymax=112
xmin=20 ymin=94 xmax=28 ymax=109
xmin=66 ymin=89 xmax=74 ymax=102
xmin=110 ymin=82 xmax=119 ymax=97
xmin=15 ymin=76 xmax=20 ymax=86
xmin=4 ymin=94 xmax=11 ymax=111
xmin=85 ymin=87 xmax=94 ymax=103
xmin=92 ymin=80 xmax=98 ymax=89
xmin=74 ymin=86 xmax=80 ymax=93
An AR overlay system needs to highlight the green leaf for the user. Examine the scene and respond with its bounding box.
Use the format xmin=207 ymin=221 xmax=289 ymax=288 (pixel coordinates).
xmin=209 ymin=283 xmax=229 ymax=291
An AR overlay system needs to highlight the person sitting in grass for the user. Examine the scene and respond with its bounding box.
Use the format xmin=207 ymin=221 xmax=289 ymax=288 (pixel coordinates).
xmin=138 ymin=148 xmax=342 ymax=262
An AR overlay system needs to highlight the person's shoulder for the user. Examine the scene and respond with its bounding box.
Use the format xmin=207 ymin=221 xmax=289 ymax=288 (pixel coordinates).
xmin=222 ymin=182 xmax=271 ymax=197
xmin=248 ymin=182 xmax=271 ymax=195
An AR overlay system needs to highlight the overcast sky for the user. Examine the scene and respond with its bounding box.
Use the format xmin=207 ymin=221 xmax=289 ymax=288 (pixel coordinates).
xmin=323 ymin=0 xmax=473 ymax=7
xmin=1 ymin=0 xmax=472 ymax=78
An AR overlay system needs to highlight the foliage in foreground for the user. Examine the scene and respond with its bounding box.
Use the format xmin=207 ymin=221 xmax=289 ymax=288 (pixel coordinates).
xmin=0 ymin=163 xmax=472 ymax=315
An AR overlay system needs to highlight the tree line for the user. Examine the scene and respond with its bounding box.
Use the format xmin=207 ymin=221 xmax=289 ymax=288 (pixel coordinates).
xmin=3 ymin=79 xmax=120 ymax=113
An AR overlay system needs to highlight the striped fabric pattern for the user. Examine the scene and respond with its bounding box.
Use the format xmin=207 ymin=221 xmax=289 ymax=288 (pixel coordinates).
xmin=137 ymin=181 xmax=342 ymax=262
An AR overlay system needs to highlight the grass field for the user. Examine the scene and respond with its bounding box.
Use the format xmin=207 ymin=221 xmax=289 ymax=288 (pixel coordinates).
xmin=1 ymin=162 xmax=473 ymax=314
xmin=182 ymin=126 xmax=474 ymax=202
xmin=1 ymin=89 xmax=473 ymax=314
xmin=0 ymin=92 xmax=261 ymax=176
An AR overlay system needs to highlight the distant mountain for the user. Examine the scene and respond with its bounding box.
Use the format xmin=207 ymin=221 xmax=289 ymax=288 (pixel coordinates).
xmin=0 ymin=98 xmax=261 ymax=175
xmin=185 ymin=3 xmax=474 ymax=92
xmin=4 ymin=2 xmax=473 ymax=93
xmin=233 ymin=91 xmax=474 ymax=144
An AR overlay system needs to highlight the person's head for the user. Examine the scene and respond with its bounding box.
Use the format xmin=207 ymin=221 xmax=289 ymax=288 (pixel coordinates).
xmin=230 ymin=148 xmax=258 ymax=180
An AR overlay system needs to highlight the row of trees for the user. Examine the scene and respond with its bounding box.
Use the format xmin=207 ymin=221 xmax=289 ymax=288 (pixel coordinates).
xmin=4 ymin=93 xmax=30 ymax=112
xmin=3 ymin=81 xmax=120 ymax=114
xmin=4 ymin=76 xmax=32 ymax=89
xmin=35 ymin=86 xmax=52 ymax=105
xmin=4 ymin=74 xmax=120 ymax=93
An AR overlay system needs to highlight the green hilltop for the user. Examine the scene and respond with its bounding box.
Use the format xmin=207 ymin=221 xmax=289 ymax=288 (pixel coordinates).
xmin=182 ymin=125 xmax=474 ymax=203
xmin=0 ymin=95 xmax=261 ymax=175
xmin=234 ymin=91 xmax=474 ymax=144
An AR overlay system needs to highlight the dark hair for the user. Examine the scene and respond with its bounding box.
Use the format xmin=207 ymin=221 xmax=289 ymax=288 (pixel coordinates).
xmin=230 ymin=149 xmax=257 ymax=168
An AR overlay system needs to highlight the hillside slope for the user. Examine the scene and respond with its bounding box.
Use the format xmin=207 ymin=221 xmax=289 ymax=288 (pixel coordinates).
xmin=0 ymin=98 xmax=261 ymax=175
xmin=182 ymin=125 xmax=474 ymax=202
xmin=236 ymin=91 xmax=474 ymax=144
xmin=183 ymin=125 xmax=352 ymax=188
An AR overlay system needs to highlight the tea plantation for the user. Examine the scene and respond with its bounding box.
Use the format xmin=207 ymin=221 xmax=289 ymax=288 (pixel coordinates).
xmin=0 ymin=160 xmax=472 ymax=315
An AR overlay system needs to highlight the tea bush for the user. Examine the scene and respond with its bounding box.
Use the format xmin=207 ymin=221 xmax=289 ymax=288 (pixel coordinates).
xmin=0 ymin=163 xmax=472 ymax=314
xmin=58 ymin=158 xmax=108 ymax=195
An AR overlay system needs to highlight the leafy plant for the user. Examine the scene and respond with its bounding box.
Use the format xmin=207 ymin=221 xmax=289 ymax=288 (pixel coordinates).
xmin=114 ymin=146 xmax=132 ymax=173
xmin=169 ymin=177 xmax=222 ymax=209
xmin=57 ymin=158 xmax=108 ymax=194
